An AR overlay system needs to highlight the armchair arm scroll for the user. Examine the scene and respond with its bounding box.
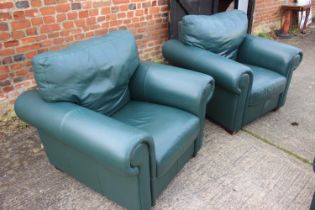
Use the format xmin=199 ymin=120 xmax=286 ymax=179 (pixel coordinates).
xmin=15 ymin=90 xmax=156 ymax=176
xmin=162 ymin=40 xmax=253 ymax=94
xmin=238 ymin=35 xmax=303 ymax=76
xmin=130 ymin=62 xmax=214 ymax=118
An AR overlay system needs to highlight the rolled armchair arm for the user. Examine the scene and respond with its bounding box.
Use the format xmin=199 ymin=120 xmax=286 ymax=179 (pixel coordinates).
xmin=15 ymin=90 xmax=156 ymax=176
xmin=130 ymin=62 xmax=214 ymax=117
xmin=238 ymin=35 xmax=303 ymax=76
xmin=163 ymin=40 xmax=253 ymax=94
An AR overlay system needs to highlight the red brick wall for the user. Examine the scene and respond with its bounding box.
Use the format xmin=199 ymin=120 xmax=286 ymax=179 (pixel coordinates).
xmin=0 ymin=0 xmax=168 ymax=114
xmin=252 ymin=0 xmax=287 ymax=33
xmin=252 ymin=0 xmax=314 ymax=33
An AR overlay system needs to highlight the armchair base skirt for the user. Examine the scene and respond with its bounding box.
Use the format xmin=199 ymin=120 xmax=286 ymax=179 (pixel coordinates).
xmin=206 ymin=87 xmax=284 ymax=133
xmin=244 ymin=93 xmax=283 ymax=125
xmin=38 ymin=130 xmax=198 ymax=210
xmin=153 ymin=143 xmax=194 ymax=200
xmin=39 ymin=131 xmax=152 ymax=210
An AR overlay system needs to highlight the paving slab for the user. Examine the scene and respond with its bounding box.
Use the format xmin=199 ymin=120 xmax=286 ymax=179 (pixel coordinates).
xmin=1 ymin=121 xmax=314 ymax=210
xmin=155 ymin=122 xmax=315 ymax=210
xmin=244 ymin=32 xmax=315 ymax=162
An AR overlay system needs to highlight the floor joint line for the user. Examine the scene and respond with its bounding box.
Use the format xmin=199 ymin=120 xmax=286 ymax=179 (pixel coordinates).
xmin=242 ymin=128 xmax=312 ymax=166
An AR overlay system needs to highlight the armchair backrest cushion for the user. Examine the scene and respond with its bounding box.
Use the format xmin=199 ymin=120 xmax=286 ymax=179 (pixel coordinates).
xmin=32 ymin=30 xmax=139 ymax=115
xmin=179 ymin=10 xmax=248 ymax=59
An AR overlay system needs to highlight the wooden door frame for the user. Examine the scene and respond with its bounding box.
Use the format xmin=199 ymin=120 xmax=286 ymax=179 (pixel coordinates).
xmin=246 ymin=0 xmax=255 ymax=33
xmin=234 ymin=0 xmax=255 ymax=33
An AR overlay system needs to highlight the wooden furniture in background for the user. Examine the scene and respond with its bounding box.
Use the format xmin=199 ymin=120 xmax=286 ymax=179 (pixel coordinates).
xmin=279 ymin=3 xmax=311 ymax=37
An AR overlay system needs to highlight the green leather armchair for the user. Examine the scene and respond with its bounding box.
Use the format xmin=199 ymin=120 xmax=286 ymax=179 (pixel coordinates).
xmin=15 ymin=30 xmax=214 ymax=210
xmin=163 ymin=10 xmax=303 ymax=133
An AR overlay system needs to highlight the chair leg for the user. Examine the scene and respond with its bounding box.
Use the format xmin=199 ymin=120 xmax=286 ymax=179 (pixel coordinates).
xmin=225 ymin=128 xmax=238 ymax=135
xmin=54 ymin=166 xmax=64 ymax=173
xmin=273 ymin=107 xmax=280 ymax=112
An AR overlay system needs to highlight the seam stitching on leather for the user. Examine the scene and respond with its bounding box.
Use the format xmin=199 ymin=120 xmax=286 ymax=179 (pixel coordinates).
xmin=142 ymin=66 xmax=150 ymax=100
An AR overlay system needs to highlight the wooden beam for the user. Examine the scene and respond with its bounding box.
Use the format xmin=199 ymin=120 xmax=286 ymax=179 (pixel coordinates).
xmin=247 ymin=0 xmax=255 ymax=33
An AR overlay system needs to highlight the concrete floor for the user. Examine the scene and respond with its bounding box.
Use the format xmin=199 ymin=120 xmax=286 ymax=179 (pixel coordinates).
xmin=1 ymin=31 xmax=315 ymax=210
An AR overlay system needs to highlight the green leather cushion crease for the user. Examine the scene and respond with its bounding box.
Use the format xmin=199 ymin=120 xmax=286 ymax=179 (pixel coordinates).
xmin=32 ymin=30 xmax=139 ymax=115
xmin=179 ymin=10 xmax=248 ymax=59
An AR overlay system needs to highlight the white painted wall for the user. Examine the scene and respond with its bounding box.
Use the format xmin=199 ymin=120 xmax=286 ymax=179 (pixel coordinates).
xmin=238 ymin=0 xmax=249 ymax=14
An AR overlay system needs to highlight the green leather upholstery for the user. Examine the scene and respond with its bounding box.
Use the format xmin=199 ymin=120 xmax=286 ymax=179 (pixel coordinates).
xmin=130 ymin=63 xmax=214 ymax=153
xmin=163 ymin=11 xmax=303 ymax=133
xmin=179 ymin=10 xmax=248 ymax=59
xmin=238 ymin=35 xmax=303 ymax=107
xmin=32 ymin=30 xmax=139 ymax=115
xmin=246 ymin=64 xmax=287 ymax=106
xmin=162 ymin=40 xmax=253 ymax=94
xmin=15 ymin=90 xmax=155 ymax=176
xmin=15 ymin=30 xmax=214 ymax=210
xmin=112 ymin=101 xmax=199 ymax=177
xmin=238 ymin=35 xmax=303 ymax=76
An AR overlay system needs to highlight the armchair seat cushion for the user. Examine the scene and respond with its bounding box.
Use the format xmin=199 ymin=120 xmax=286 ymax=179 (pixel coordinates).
xmin=112 ymin=101 xmax=200 ymax=177
xmin=246 ymin=64 xmax=287 ymax=106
